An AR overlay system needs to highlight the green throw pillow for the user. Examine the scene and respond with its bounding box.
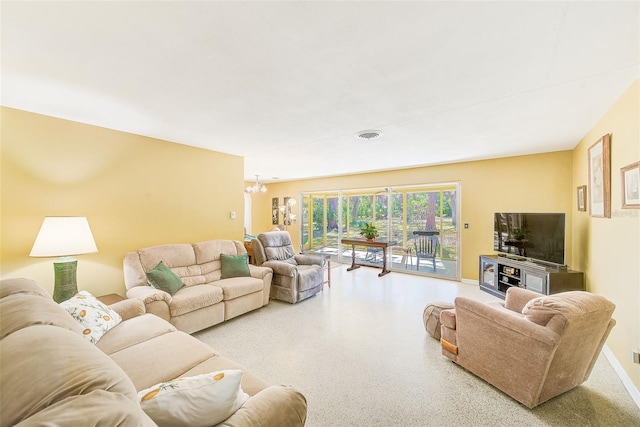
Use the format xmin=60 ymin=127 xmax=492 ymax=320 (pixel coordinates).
xmin=146 ymin=261 xmax=184 ymax=295
xmin=220 ymin=254 xmax=250 ymax=279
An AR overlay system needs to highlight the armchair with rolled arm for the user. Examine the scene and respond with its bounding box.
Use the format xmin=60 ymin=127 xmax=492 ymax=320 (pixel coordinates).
xmin=252 ymin=231 xmax=325 ymax=303
xmin=440 ymin=287 xmax=616 ymax=408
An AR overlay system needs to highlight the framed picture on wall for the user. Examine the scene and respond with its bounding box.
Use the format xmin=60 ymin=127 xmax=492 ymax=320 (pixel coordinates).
xmin=283 ymin=197 xmax=292 ymax=225
xmin=272 ymin=198 xmax=279 ymax=224
xmin=577 ymin=185 xmax=587 ymax=212
xmin=621 ymin=161 xmax=640 ymax=209
xmin=587 ymin=134 xmax=611 ymax=218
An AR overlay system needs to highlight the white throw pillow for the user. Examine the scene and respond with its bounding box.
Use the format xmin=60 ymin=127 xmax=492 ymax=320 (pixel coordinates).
xmin=59 ymin=291 xmax=122 ymax=344
xmin=138 ymin=370 xmax=249 ymax=427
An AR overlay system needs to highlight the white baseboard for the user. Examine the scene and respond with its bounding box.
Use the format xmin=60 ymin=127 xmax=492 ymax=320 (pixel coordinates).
xmin=602 ymin=345 xmax=640 ymax=410
xmin=461 ymin=278 xmax=478 ymax=285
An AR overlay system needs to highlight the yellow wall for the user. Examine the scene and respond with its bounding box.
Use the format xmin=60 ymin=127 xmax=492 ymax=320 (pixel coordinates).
xmin=1 ymin=107 xmax=246 ymax=296
xmin=251 ymin=81 xmax=639 ymax=391
xmin=3 ymin=81 xmax=637 ymax=392
xmin=571 ymin=80 xmax=640 ymax=391
xmin=250 ymin=150 xmax=575 ymax=281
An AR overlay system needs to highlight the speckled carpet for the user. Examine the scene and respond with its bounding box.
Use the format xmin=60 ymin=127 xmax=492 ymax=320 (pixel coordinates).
xmin=194 ymin=264 xmax=640 ymax=427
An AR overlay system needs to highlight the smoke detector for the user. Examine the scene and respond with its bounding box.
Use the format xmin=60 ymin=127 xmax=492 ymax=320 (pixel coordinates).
xmin=356 ymin=130 xmax=383 ymax=140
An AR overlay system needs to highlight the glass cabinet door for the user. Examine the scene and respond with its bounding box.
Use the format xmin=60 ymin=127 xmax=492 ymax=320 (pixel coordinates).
xmin=523 ymin=271 xmax=546 ymax=294
xmin=480 ymin=257 xmax=497 ymax=290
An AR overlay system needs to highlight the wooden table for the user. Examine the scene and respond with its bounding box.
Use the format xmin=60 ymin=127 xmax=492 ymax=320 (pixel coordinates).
xmin=244 ymin=240 xmax=255 ymax=264
xmin=97 ymin=293 xmax=125 ymax=305
xmin=341 ymin=238 xmax=397 ymax=277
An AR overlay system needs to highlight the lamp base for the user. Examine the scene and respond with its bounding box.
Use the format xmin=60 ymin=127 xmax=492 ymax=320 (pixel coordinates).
xmin=52 ymin=257 xmax=78 ymax=303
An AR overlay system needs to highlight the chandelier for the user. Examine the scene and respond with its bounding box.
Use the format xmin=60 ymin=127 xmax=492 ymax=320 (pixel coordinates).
xmin=245 ymin=175 xmax=267 ymax=194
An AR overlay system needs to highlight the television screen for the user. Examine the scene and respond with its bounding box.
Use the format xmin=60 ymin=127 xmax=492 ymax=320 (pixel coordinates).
xmin=494 ymin=213 xmax=566 ymax=266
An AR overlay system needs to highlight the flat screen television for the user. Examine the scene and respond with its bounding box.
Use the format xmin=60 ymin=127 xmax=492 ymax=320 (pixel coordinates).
xmin=494 ymin=213 xmax=566 ymax=266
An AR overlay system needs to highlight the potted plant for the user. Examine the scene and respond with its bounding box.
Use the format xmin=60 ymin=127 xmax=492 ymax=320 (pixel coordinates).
xmin=512 ymin=228 xmax=528 ymax=241
xmin=359 ymin=222 xmax=379 ymax=241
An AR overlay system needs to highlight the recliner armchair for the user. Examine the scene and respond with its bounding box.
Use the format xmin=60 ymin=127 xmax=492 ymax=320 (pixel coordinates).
xmin=252 ymin=231 xmax=325 ymax=303
xmin=440 ymin=287 xmax=616 ymax=408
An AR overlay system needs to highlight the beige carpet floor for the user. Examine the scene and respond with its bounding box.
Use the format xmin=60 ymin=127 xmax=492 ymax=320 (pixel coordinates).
xmin=194 ymin=264 xmax=640 ymax=426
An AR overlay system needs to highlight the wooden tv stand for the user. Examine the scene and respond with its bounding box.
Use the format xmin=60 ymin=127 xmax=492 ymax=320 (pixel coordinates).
xmin=479 ymin=255 xmax=584 ymax=299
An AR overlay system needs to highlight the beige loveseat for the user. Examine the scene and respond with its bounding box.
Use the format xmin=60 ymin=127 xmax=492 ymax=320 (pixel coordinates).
xmin=440 ymin=287 xmax=616 ymax=408
xmin=0 ymin=278 xmax=307 ymax=426
xmin=124 ymin=240 xmax=273 ymax=333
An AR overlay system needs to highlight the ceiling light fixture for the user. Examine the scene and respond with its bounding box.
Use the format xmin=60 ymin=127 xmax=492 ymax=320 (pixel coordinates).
xmin=356 ymin=130 xmax=383 ymax=140
xmin=245 ymin=175 xmax=267 ymax=194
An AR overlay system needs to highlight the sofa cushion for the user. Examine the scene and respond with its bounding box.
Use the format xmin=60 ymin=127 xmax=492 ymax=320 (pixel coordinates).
xmin=194 ymin=240 xmax=246 ymax=284
xmin=60 ymin=291 xmax=122 ymax=344
xmin=97 ymin=313 xmax=177 ymax=355
xmin=14 ymin=390 xmax=154 ymax=427
xmin=178 ymin=355 xmax=270 ymax=397
xmin=169 ymin=284 xmax=224 ymax=317
xmin=1 ymin=325 xmax=139 ymax=427
xmin=146 ymin=261 xmax=185 ymax=296
xmin=258 ymin=232 xmax=297 ymax=264
xmin=138 ymin=370 xmax=249 ymax=427
xmin=522 ymin=291 xmax=615 ymax=327
xmin=138 ymin=244 xmax=196 ymax=271
xmin=193 ymin=239 xmax=243 ymax=264
xmin=0 ymin=293 xmax=83 ymax=340
xmin=0 ymin=277 xmax=52 ymax=299
xmin=216 ymin=277 xmax=263 ymax=300
xmin=221 ymin=253 xmax=251 ymax=279
xmin=109 ymin=330 xmax=220 ymax=391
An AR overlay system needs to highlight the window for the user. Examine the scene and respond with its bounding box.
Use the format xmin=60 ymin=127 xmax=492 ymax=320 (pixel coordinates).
xmin=300 ymin=183 xmax=460 ymax=279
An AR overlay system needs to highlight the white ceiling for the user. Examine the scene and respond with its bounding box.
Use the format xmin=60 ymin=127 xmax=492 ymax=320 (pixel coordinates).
xmin=2 ymin=1 xmax=639 ymax=183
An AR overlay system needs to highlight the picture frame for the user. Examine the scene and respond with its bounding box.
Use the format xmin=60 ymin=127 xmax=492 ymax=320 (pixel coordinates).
xmin=587 ymin=134 xmax=611 ymax=218
xmin=272 ymin=198 xmax=279 ymax=224
xmin=577 ymin=185 xmax=587 ymax=212
xmin=283 ymin=197 xmax=292 ymax=226
xmin=621 ymin=161 xmax=640 ymax=209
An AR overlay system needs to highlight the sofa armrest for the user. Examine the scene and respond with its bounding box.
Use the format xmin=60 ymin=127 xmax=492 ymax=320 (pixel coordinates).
xmin=262 ymin=261 xmax=296 ymax=277
xmin=248 ymin=265 xmax=273 ymax=279
xmin=294 ymin=253 xmax=323 ymax=266
xmin=248 ymin=265 xmax=273 ymax=305
xmin=217 ymin=385 xmax=307 ymax=427
xmin=504 ymin=287 xmax=542 ymax=313
xmin=440 ymin=309 xmax=456 ymax=329
xmin=126 ymin=286 xmax=172 ymax=306
xmin=108 ymin=299 xmax=146 ymax=321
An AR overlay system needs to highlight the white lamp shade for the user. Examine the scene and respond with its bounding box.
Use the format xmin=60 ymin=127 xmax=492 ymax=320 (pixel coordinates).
xmin=30 ymin=217 xmax=98 ymax=257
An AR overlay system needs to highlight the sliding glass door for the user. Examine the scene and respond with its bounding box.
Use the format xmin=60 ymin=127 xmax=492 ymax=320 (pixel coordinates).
xmin=300 ymin=182 xmax=460 ymax=280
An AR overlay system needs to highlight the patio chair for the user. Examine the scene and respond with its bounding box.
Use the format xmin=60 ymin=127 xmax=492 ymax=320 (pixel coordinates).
xmin=413 ymin=231 xmax=439 ymax=271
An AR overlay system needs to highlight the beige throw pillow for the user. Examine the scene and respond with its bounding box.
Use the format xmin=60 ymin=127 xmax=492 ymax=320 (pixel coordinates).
xmin=59 ymin=291 xmax=122 ymax=344
xmin=138 ymin=370 xmax=249 ymax=427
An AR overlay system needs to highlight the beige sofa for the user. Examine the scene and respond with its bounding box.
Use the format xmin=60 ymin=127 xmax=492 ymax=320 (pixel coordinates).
xmin=440 ymin=287 xmax=615 ymax=408
xmin=0 ymin=278 xmax=307 ymax=426
xmin=124 ymin=239 xmax=273 ymax=333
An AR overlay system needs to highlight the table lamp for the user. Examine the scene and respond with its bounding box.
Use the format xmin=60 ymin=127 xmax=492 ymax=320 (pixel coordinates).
xmin=29 ymin=216 xmax=98 ymax=303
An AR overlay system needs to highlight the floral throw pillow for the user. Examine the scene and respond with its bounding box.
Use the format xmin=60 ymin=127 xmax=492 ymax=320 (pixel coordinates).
xmin=60 ymin=291 xmax=122 ymax=344
xmin=138 ymin=370 xmax=249 ymax=427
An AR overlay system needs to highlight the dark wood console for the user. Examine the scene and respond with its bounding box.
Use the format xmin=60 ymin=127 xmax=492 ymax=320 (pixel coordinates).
xmin=479 ymin=255 xmax=584 ymax=299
